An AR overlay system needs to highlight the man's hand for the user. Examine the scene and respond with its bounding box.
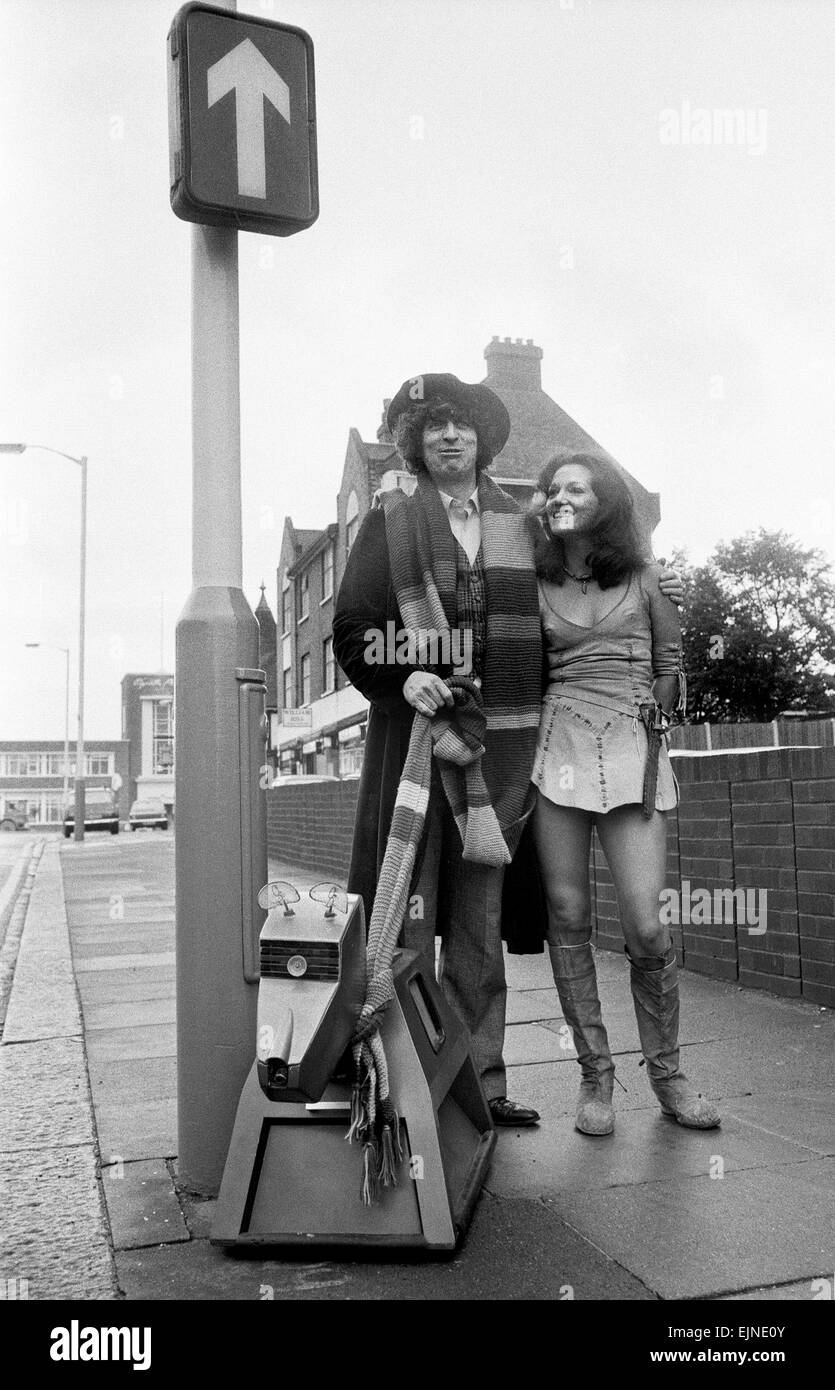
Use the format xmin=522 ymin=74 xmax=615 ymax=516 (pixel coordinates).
xmin=403 ymin=671 xmax=454 ymax=716
xmin=657 ymin=559 xmax=684 ymax=607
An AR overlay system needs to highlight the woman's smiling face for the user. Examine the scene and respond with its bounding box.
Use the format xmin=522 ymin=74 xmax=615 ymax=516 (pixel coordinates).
xmin=545 ymin=463 xmax=600 ymax=537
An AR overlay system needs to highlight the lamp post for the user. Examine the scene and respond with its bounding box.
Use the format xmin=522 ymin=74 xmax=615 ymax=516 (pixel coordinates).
xmin=25 ymin=643 xmax=70 ymax=810
xmin=1 ymin=444 xmax=87 ymax=840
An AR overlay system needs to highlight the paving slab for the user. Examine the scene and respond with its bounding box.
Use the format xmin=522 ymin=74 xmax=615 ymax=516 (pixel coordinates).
xmin=550 ymin=1159 xmax=835 ymax=1299
xmin=102 ymin=1159 xmax=190 ymax=1250
xmin=75 ymin=967 xmax=175 ymax=1006
xmin=505 ymin=1021 xmax=580 ymax=1066
xmin=116 ymin=1190 xmax=656 ymax=1301
xmin=94 ymin=1097 xmax=178 ymax=1163
xmin=3 ymin=849 xmax=81 ymax=1043
xmin=72 ymin=927 xmax=175 ymax=959
xmin=84 ymin=1022 xmax=177 ymax=1065
xmin=506 ymin=986 xmax=561 ymax=1024
xmin=660 ymin=1033 xmax=835 ymax=1095
xmin=485 ymin=1105 xmax=819 ymax=1199
xmin=75 ymin=951 xmax=176 ymax=973
xmin=721 ymin=1091 xmax=835 ymax=1159
xmin=0 ymin=1144 xmax=118 ymax=1300
xmin=88 ymin=1054 xmax=177 ymax=1105
xmin=82 ymin=998 xmax=176 ymax=1031
xmin=0 ymin=1037 xmax=94 ymax=1154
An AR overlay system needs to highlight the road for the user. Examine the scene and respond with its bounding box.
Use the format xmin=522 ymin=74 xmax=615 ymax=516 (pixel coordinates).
xmin=0 ymin=833 xmax=32 ymax=897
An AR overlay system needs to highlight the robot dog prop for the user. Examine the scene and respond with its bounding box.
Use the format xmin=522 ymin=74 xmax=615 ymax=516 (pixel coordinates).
xmin=211 ymin=881 xmax=496 ymax=1251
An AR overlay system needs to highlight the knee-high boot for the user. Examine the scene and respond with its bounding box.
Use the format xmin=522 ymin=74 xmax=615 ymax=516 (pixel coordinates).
xmin=547 ymin=938 xmax=615 ymax=1136
xmin=627 ymin=945 xmax=720 ymax=1129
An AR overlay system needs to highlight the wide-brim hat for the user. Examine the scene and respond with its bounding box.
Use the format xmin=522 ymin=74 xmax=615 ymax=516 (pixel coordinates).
xmin=386 ymin=373 xmax=511 ymax=459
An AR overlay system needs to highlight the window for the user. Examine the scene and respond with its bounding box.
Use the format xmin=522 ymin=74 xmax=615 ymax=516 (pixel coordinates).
xmin=346 ymin=490 xmax=359 ymax=556
xmin=281 ymin=577 xmax=291 ymax=634
xmin=153 ymin=701 xmax=174 ymax=775
xmin=321 ymin=543 xmax=334 ymax=601
xmin=300 ymin=654 xmax=311 ymax=706
xmin=3 ymin=753 xmax=41 ymax=777
xmin=323 ymin=636 xmax=335 ymax=693
xmin=283 ymin=667 xmax=292 ymax=709
xmin=86 ymin=753 xmax=113 ymax=776
xmin=299 ymin=571 xmax=310 ymax=621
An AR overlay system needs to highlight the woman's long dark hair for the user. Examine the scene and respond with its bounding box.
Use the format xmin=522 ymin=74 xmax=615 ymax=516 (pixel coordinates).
xmin=527 ymin=450 xmax=646 ymax=589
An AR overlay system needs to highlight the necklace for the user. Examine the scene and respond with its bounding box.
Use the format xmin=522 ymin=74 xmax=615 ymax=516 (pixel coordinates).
xmin=561 ymin=564 xmax=593 ymax=595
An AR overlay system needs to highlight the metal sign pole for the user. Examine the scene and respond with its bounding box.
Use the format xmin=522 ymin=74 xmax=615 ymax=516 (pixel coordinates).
xmin=176 ymin=216 xmax=263 ymax=1195
xmin=175 ymin=0 xmax=266 ymax=1196
xmin=168 ymin=0 xmax=316 ymax=1196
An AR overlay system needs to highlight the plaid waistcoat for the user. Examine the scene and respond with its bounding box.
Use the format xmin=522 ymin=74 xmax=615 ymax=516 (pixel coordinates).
xmin=454 ymin=538 xmax=486 ymax=680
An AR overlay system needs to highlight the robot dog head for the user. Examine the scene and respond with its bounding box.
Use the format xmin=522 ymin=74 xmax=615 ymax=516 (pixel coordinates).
xmin=255 ymin=882 xmax=366 ymax=1103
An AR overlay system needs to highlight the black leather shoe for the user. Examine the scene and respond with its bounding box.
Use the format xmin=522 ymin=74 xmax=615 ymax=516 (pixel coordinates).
xmin=489 ymin=1097 xmax=540 ymax=1127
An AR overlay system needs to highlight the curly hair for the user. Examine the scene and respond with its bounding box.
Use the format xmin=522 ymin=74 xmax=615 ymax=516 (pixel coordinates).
xmin=527 ymin=449 xmax=646 ymax=590
xmin=392 ymin=399 xmax=496 ymax=476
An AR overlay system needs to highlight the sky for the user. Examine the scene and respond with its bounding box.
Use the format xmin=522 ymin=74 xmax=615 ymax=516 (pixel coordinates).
xmin=2 ymin=0 xmax=834 ymax=739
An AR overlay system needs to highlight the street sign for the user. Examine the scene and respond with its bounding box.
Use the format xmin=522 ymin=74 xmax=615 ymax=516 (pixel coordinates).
xmin=168 ymin=2 xmax=318 ymax=237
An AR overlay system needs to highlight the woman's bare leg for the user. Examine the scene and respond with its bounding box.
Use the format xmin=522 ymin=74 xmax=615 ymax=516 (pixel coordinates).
xmin=532 ymin=793 xmax=594 ymax=942
xmin=595 ymin=804 xmax=720 ymax=1129
xmin=533 ymin=792 xmax=615 ymax=1134
xmin=593 ymin=804 xmax=669 ymax=959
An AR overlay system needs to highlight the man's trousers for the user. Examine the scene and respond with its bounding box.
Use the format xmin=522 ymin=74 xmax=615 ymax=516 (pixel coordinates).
xmin=401 ymin=774 xmax=508 ymax=1102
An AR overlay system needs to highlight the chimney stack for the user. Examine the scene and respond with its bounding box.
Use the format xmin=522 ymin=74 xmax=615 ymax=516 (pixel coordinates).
xmin=376 ymin=397 xmax=394 ymax=443
xmin=484 ymin=335 xmax=543 ymax=391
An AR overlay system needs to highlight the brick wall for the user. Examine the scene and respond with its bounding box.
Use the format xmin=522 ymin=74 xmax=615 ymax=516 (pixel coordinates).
xmin=267 ymin=778 xmax=359 ymax=878
xmin=267 ymin=747 xmax=835 ymax=1007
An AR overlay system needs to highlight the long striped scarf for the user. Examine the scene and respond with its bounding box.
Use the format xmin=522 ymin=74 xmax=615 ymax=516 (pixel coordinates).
xmin=346 ymin=473 xmax=541 ymax=1202
xmin=385 ymin=472 xmax=542 ymax=852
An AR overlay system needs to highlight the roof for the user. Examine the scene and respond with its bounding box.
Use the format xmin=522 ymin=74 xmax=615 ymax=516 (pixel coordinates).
xmin=294 ymin=528 xmax=324 ymax=552
xmin=287 ymin=521 xmax=338 ymax=576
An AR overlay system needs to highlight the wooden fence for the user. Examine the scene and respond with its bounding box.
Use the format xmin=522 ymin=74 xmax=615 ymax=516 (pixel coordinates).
xmin=668 ymin=718 xmax=835 ymax=753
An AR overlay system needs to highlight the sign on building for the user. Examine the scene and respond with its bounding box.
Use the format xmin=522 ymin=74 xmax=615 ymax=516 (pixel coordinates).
xmin=168 ymin=2 xmax=318 ymax=236
xmin=282 ymin=708 xmax=313 ymax=728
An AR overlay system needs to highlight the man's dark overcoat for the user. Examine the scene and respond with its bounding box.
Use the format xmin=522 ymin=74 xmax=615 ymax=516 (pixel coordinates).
xmin=332 ymin=500 xmax=547 ymax=954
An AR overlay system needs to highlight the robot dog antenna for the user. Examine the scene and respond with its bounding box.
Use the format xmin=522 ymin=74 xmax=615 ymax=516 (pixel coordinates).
xmin=310 ymin=882 xmax=348 ymax=918
xmin=257 ymin=880 xmax=300 ymax=916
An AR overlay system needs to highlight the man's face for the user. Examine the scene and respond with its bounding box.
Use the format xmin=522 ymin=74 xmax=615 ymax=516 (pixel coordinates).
xmin=421 ymin=413 xmax=478 ymax=490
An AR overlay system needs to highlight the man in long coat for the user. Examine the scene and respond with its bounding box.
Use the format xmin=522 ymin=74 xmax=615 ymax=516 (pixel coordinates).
xmin=333 ymin=373 xmax=544 ymax=1125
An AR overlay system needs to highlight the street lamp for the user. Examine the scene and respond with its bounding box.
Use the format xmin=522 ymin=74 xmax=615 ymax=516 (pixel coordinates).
xmin=25 ymin=643 xmax=71 ymax=811
xmin=1 ymin=443 xmax=88 ymax=841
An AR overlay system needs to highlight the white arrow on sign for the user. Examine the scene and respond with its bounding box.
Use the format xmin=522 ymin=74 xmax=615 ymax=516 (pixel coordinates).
xmin=207 ymin=38 xmax=290 ymax=200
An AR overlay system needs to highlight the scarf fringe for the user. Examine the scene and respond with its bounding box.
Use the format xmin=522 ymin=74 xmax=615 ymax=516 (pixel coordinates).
xmin=361 ymin=1139 xmax=379 ymax=1205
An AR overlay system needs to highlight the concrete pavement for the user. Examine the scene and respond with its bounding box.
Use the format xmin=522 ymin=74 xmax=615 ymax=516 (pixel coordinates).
xmin=1 ymin=833 xmax=834 ymax=1301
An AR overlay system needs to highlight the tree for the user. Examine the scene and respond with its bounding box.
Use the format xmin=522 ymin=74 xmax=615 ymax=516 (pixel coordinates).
xmin=673 ymin=530 xmax=835 ymax=722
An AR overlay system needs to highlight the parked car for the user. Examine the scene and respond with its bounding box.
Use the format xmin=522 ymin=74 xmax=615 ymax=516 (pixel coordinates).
xmin=63 ymin=787 xmax=120 ymax=837
xmin=0 ymin=799 xmax=28 ymax=832
xmin=129 ymin=798 xmax=168 ymax=831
